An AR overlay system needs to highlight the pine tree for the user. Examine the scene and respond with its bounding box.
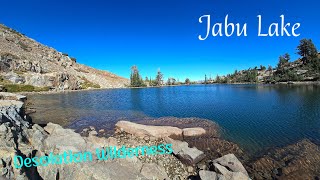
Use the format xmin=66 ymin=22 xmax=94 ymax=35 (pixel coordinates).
xmin=297 ymin=39 xmax=318 ymax=64
xmin=185 ymin=78 xmax=190 ymax=85
xmin=204 ymin=74 xmax=207 ymax=84
xmin=156 ymin=69 xmax=163 ymax=86
xmin=130 ymin=65 xmax=145 ymax=87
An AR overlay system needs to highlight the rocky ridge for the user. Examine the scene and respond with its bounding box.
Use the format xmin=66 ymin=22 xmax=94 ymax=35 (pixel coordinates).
xmin=0 ymin=24 xmax=129 ymax=91
xmin=0 ymin=92 xmax=250 ymax=180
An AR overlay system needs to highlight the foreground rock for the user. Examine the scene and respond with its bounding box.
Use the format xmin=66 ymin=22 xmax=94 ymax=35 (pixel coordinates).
xmin=0 ymin=93 xmax=32 ymax=179
xmin=165 ymin=137 xmax=205 ymax=164
xmin=199 ymin=153 xmax=251 ymax=180
xmin=0 ymin=94 xmax=197 ymax=179
xmin=183 ymin=127 xmax=206 ymax=137
xmin=212 ymin=154 xmax=249 ymax=177
xmin=116 ymin=120 xmax=205 ymax=138
xmin=0 ymin=93 xmax=251 ymax=180
xmin=135 ymin=117 xmax=245 ymax=162
xmin=248 ymin=139 xmax=320 ymax=180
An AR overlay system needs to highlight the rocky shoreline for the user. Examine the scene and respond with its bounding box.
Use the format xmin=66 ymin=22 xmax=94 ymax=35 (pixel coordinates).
xmin=2 ymin=92 xmax=320 ymax=179
xmin=0 ymin=92 xmax=251 ymax=180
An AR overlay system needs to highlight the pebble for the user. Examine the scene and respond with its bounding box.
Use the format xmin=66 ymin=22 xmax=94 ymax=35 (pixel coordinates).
xmin=143 ymin=136 xmax=150 ymax=141
xmin=197 ymin=163 xmax=207 ymax=170
xmin=150 ymin=136 xmax=156 ymax=141
xmin=187 ymin=166 xmax=194 ymax=173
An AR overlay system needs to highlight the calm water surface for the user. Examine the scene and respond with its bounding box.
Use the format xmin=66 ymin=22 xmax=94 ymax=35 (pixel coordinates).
xmin=28 ymin=84 xmax=320 ymax=153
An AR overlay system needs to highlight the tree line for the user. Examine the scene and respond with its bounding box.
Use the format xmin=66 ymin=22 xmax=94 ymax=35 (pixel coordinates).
xmin=130 ymin=67 xmax=191 ymax=87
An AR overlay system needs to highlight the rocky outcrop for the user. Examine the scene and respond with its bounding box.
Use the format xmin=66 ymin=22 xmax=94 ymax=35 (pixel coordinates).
xmin=0 ymin=24 xmax=129 ymax=91
xmin=0 ymin=93 xmax=32 ymax=179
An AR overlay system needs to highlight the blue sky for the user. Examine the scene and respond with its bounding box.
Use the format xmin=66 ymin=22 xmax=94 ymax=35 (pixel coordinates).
xmin=0 ymin=0 xmax=319 ymax=81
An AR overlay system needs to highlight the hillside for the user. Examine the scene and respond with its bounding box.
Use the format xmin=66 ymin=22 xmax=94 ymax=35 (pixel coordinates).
xmin=0 ymin=24 xmax=129 ymax=92
xmin=207 ymin=39 xmax=320 ymax=84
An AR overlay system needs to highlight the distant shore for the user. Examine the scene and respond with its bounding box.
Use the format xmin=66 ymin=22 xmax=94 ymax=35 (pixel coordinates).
xmin=17 ymin=81 xmax=320 ymax=96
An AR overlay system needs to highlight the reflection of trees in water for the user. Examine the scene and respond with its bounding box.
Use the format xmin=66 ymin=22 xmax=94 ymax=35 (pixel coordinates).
xmin=130 ymin=89 xmax=143 ymax=111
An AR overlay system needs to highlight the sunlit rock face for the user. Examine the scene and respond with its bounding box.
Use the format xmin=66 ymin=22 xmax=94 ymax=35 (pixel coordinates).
xmin=0 ymin=24 xmax=129 ymax=91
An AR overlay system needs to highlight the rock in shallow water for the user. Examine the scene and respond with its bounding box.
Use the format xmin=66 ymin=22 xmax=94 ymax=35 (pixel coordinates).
xmin=183 ymin=127 xmax=206 ymax=137
xmin=248 ymin=139 xmax=320 ymax=180
xmin=115 ymin=120 xmax=183 ymax=138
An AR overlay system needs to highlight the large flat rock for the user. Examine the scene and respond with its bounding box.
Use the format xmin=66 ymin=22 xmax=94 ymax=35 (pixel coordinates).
xmin=115 ymin=120 xmax=183 ymax=138
xmin=0 ymin=92 xmax=26 ymax=102
xmin=44 ymin=123 xmax=87 ymax=153
xmin=183 ymin=127 xmax=206 ymax=137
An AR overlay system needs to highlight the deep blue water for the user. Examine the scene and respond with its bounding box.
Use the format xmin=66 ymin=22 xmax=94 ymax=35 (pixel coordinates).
xmin=28 ymin=84 xmax=320 ymax=153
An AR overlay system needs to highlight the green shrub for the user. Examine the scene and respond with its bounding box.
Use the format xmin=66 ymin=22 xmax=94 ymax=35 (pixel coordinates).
xmin=18 ymin=41 xmax=31 ymax=52
xmin=34 ymin=86 xmax=51 ymax=92
xmin=80 ymin=77 xmax=101 ymax=89
xmin=4 ymin=84 xmax=50 ymax=92
xmin=5 ymin=84 xmax=35 ymax=92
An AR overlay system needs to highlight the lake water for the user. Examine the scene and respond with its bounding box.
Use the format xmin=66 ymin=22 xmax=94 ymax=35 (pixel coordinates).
xmin=28 ymin=84 xmax=320 ymax=154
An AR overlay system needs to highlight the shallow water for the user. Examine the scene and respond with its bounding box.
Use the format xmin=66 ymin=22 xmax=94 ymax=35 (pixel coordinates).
xmin=28 ymin=84 xmax=320 ymax=154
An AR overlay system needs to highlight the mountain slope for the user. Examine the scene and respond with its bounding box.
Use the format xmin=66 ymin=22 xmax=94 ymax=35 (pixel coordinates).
xmin=0 ymin=24 xmax=129 ymax=91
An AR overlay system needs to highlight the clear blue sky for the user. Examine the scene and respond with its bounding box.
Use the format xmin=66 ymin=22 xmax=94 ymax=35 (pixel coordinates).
xmin=1 ymin=0 xmax=319 ymax=81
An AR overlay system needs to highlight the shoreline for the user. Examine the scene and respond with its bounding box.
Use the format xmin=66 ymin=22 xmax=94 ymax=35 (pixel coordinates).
xmin=2 ymin=92 xmax=320 ymax=179
xmin=17 ymin=80 xmax=320 ymax=96
xmin=0 ymin=92 xmax=251 ymax=179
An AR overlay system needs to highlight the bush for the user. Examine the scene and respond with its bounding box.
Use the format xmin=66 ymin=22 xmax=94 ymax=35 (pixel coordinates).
xmin=18 ymin=41 xmax=31 ymax=52
xmin=80 ymin=77 xmax=101 ymax=89
xmin=4 ymin=84 xmax=50 ymax=92
xmin=5 ymin=84 xmax=35 ymax=92
xmin=70 ymin=57 xmax=77 ymax=63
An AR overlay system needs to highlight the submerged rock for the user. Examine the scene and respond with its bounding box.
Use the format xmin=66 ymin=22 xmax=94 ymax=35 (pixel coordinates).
xmin=248 ymin=139 xmax=320 ymax=180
